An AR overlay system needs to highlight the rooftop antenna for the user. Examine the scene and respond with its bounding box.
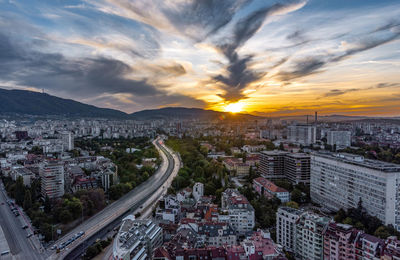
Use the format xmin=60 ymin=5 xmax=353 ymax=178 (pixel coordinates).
xmin=42 ymin=88 xmax=45 ymax=94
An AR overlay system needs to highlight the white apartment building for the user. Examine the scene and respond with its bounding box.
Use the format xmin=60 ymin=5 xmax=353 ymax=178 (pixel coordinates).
xmin=295 ymin=212 xmax=330 ymax=260
xmin=60 ymin=131 xmax=74 ymax=151
xmin=40 ymin=163 xmax=64 ymax=199
xmin=276 ymin=207 xmax=302 ymax=252
xmin=311 ymin=152 xmax=400 ymax=230
xmin=113 ymin=216 xmax=163 ymax=260
xmin=221 ymin=189 xmax=255 ymax=234
xmin=327 ymin=130 xmax=351 ymax=148
xmin=287 ymin=124 xmax=316 ymax=146
xmin=192 ymin=182 xmax=204 ymax=201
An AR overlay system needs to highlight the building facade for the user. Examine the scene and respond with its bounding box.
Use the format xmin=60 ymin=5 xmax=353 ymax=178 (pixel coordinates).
xmin=40 ymin=163 xmax=64 ymax=199
xmin=287 ymin=124 xmax=316 ymax=146
xmin=284 ymin=153 xmax=311 ymax=185
xmin=253 ymin=177 xmax=290 ymax=202
xmin=259 ymin=151 xmax=288 ymax=180
xmin=327 ymin=130 xmax=351 ymax=148
xmin=276 ymin=207 xmax=302 ymax=253
xmin=310 ymin=152 xmax=400 ymax=229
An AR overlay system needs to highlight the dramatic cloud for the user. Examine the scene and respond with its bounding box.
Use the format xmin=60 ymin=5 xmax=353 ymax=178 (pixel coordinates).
xmin=213 ymin=1 xmax=306 ymax=102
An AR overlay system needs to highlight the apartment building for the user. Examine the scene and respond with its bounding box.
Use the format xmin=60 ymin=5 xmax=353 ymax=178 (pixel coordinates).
xmin=276 ymin=207 xmax=302 ymax=252
xmin=310 ymin=152 xmax=400 ymax=229
xmin=295 ymin=212 xmax=330 ymax=260
xmin=327 ymin=130 xmax=351 ymax=148
xmin=287 ymin=124 xmax=316 ymax=145
xmin=192 ymin=182 xmax=204 ymax=201
xmin=113 ymin=216 xmax=163 ymax=260
xmin=259 ymin=151 xmax=311 ymax=185
xmin=259 ymin=151 xmax=288 ymax=179
xmin=253 ymin=177 xmax=290 ymax=202
xmin=40 ymin=163 xmax=64 ymax=199
xmin=323 ymin=222 xmax=361 ymax=260
xmin=284 ymin=153 xmax=311 ymax=185
xmin=221 ymin=189 xmax=255 ymax=234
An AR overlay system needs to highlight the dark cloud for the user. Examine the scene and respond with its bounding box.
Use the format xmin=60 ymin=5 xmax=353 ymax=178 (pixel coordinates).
xmin=0 ymin=32 xmax=202 ymax=111
xmin=164 ymin=0 xmax=252 ymax=41
xmin=213 ymin=1 xmax=305 ymax=102
xmin=277 ymin=21 xmax=400 ymax=82
xmin=323 ymin=88 xmax=359 ymax=97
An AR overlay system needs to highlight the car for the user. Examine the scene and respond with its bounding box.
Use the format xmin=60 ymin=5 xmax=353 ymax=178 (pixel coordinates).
xmin=1 ymin=202 xmax=4 ymax=205
xmin=1 ymin=250 xmax=10 ymax=256
xmin=14 ymin=212 xmax=20 ymax=217
xmin=26 ymin=234 xmax=33 ymax=238
xmin=22 ymin=225 xmax=28 ymax=229
xmin=51 ymin=245 xmax=57 ymax=250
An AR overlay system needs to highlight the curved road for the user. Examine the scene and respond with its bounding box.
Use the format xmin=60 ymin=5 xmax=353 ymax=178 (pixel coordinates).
xmin=45 ymin=137 xmax=180 ymax=260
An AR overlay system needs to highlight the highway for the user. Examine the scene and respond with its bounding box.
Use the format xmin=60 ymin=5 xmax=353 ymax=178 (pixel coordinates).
xmin=0 ymin=182 xmax=42 ymax=260
xmin=45 ymin=137 xmax=180 ymax=260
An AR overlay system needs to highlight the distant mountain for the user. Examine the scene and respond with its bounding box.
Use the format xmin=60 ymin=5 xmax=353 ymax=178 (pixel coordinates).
xmin=0 ymin=88 xmax=127 ymax=118
xmin=129 ymin=107 xmax=260 ymax=120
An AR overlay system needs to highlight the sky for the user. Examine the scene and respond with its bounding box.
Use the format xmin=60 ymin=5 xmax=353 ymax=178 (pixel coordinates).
xmin=0 ymin=0 xmax=399 ymax=116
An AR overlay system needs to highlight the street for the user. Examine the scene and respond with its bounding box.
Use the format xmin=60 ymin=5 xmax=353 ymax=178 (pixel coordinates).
xmin=0 ymin=182 xmax=42 ymax=260
xmin=47 ymin=137 xmax=180 ymax=260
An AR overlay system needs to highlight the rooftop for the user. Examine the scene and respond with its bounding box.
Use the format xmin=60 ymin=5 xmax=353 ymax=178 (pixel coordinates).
xmin=314 ymin=152 xmax=400 ymax=172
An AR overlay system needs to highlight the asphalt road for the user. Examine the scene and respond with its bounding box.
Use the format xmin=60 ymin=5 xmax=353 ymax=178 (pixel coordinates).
xmin=0 ymin=182 xmax=42 ymax=260
xmin=46 ymin=137 xmax=179 ymax=260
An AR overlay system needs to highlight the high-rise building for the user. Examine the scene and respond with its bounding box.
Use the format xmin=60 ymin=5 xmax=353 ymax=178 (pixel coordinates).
xmin=221 ymin=189 xmax=255 ymax=234
xmin=60 ymin=131 xmax=74 ymax=151
xmin=259 ymin=151 xmax=311 ymax=185
xmin=295 ymin=212 xmax=330 ymax=260
xmin=259 ymin=150 xmax=288 ymax=179
xmin=311 ymin=152 xmax=400 ymax=229
xmin=284 ymin=153 xmax=311 ymax=185
xmin=327 ymin=130 xmax=351 ymax=148
xmin=40 ymin=163 xmax=64 ymax=199
xmin=323 ymin=222 xmax=361 ymax=260
xmin=287 ymin=124 xmax=316 ymax=145
xmin=192 ymin=182 xmax=204 ymax=201
xmin=276 ymin=207 xmax=302 ymax=252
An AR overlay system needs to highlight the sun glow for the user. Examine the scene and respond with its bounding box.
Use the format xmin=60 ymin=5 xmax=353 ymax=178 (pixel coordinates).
xmin=224 ymin=102 xmax=244 ymax=113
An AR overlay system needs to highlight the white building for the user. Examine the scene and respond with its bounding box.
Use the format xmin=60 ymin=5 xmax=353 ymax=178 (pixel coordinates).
xmin=287 ymin=124 xmax=316 ymax=146
xmin=113 ymin=217 xmax=163 ymax=260
xmin=311 ymin=152 xmax=400 ymax=230
xmin=60 ymin=131 xmax=74 ymax=151
xmin=327 ymin=130 xmax=351 ymax=148
xmin=11 ymin=167 xmax=34 ymax=187
xmin=192 ymin=182 xmax=204 ymax=201
xmin=276 ymin=207 xmax=302 ymax=252
xmin=40 ymin=163 xmax=64 ymax=199
xmin=295 ymin=212 xmax=330 ymax=260
xmin=221 ymin=189 xmax=255 ymax=234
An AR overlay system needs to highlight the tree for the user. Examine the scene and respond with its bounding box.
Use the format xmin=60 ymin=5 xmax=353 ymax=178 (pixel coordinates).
xmin=285 ymin=201 xmax=299 ymax=209
xmin=290 ymin=189 xmax=302 ymax=204
xmin=23 ymin=190 xmax=32 ymax=210
xmin=59 ymin=209 xmax=73 ymax=224
xmin=44 ymin=195 xmax=51 ymax=214
xmin=343 ymin=217 xmax=353 ymax=225
xmin=334 ymin=208 xmax=346 ymax=222
xmin=15 ymin=176 xmax=25 ymax=205
xmin=374 ymin=226 xmax=390 ymax=239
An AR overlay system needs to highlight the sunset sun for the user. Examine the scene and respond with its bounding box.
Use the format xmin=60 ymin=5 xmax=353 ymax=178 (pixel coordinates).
xmin=224 ymin=102 xmax=244 ymax=113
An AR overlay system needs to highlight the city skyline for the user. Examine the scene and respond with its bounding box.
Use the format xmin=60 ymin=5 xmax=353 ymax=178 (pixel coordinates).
xmin=0 ymin=0 xmax=400 ymax=116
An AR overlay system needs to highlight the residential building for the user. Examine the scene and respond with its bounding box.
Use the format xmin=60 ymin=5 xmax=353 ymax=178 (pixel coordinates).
xmin=192 ymin=182 xmax=204 ymax=202
xmin=295 ymin=212 xmax=330 ymax=260
xmin=259 ymin=151 xmax=288 ymax=180
xmin=60 ymin=131 xmax=74 ymax=151
xmin=113 ymin=216 xmax=163 ymax=260
xmin=221 ymin=189 xmax=255 ymax=234
xmin=310 ymin=152 xmax=400 ymax=229
xmin=354 ymin=233 xmax=385 ymax=260
xmin=11 ymin=167 xmax=34 ymax=186
xmin=323 ymin=222 xmax=361 ymax=260
xmin=223 ymin=158 xmax=250 ymax=177
xmin=382 ymin=236 xmax=400 ymax=260
xmin=284 ymin=153 xmax=311 ymax=185
xmin=259 ymin=151 xmax=311 ymax=185
xmin=276 ymin=207 xmax=302 ymax=252
xmin=327 ymin=130 xmax=351 ymax=148
xmin=197 ymin=222 xmax=236 ymax=247
xmin=287 ymin=124 xmax=316 ymax=145
xmin=40 ymin=163 xmax=64 ymax=199
xmin=253 ymin=177 xmax=290 ymax=202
